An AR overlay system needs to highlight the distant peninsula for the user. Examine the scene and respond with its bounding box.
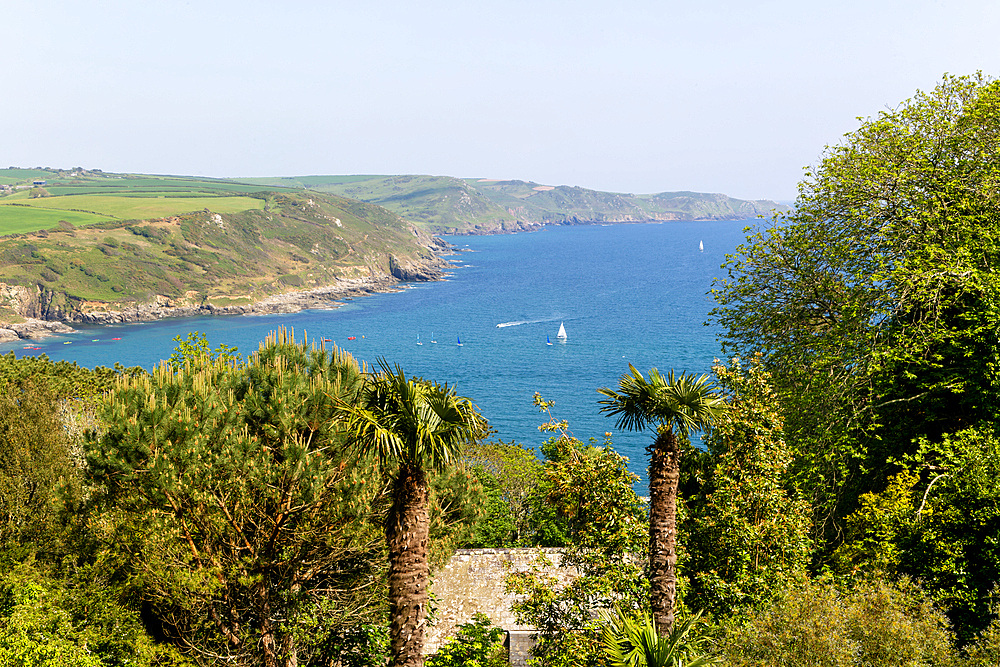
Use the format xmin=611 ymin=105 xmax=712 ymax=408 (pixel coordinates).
xmin=234 ymin=174 xmax=790 ymax=235
xmin=0 ymin=167 xmax=787 ymax=337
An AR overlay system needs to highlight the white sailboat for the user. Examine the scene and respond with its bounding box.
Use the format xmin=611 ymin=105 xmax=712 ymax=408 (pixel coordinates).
xmin=557 ymin=322 xmax=567 ymax=340
xmin=416 ymin=334 xmax=422 ymax=345
xmin=699 ymin=240 xmax=704 ymax=252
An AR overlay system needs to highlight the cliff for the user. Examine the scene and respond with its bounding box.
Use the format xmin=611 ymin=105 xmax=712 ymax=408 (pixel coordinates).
xmin=0 ymin=187 xmax=451 ymax=332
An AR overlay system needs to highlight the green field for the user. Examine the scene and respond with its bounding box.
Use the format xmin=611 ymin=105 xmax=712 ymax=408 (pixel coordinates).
xmin=0 ymin=168 xmax=55 ymax=185
xmin=0 ymin=206 xmax=113 ymax=234
xmin=6 ymin=195 xmax=264 ymax=219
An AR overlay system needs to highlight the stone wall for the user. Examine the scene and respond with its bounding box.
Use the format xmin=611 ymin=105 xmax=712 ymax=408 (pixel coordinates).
xmin=425 ymin=548 xmax=578 ymax=664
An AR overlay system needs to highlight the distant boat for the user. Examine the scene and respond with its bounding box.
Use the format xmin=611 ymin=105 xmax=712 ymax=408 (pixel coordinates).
xmin=417 ymin=334 xmax=422 ymax=346
xmin=431 ymin=332 xmax=437 ymax=343
xmin=457 ymin=335 xmax=463 ymax=347
xmin=699 ymin=240 xmax=704 ymax=252
xmin=557 ymin=322 xmax=567 ymax=339
xmin=547 ymin=334 xmax=552 ymax=346
xmin=347 ymin=336 xmax=356 ymax=340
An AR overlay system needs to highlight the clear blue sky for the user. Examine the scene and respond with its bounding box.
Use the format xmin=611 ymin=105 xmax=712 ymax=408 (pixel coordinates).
xmin=4 ymin=0 xmax=998 ymax=200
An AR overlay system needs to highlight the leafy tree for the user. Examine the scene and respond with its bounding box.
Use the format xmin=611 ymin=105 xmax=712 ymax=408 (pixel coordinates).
xmin=598 ymin=367 xmax=725 ymax=636
xmin=834 ymin=426 xmax=1000 ymax=643
xmin=88 ymin=329 xmax=386 ymax=667
xmin=681 ymin=356 xmax=812 ymax=621
xmin=425 ymin=613 xmax=507 ymax=667
xmin=506 ymin=401 xmax=648 ymax=667
xmin=966 ymin=618 xmax=1000 ymax=667
xmin=538 ymin=433 xmax=647 ymax=554
xmin=0 ymin=351 xmax=142 ymax=399
xmin=721 ymin=575 xmax=958 ymax=667
xmin=0 ymin=561 xmax=188 ymax=667
xmin=342 ymin=360 xmax=487 ymax=667
xmin=710 ymin=73 xmax=1000 ymax=543
xmin=0 ymin=380 xmax=78 ymax=555
xmin=463 ymin=439 xmax=542 ymax=546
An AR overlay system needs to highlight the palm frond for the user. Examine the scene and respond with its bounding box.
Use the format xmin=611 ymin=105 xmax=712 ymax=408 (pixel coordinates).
xmin=341 ymin=358 xmax=485 ymax=472
xmin=598 ymin=366 xmax=725 ymax=437
xmin=599 ymin=607 xmax=721 ymax=667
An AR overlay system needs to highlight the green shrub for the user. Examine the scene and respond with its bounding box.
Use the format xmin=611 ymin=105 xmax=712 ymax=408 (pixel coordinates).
xmin=965 ymin=617 xmax=1000 ymax=666
xmin=722 ymin=575 xmax=958 ymax=667
xmin=426 ymin=613 xmax=507 ymax=667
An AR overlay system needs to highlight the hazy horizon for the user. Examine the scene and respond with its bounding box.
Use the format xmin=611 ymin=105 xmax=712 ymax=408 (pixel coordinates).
xmin=6 ymin=1 xmax=998 ymax=202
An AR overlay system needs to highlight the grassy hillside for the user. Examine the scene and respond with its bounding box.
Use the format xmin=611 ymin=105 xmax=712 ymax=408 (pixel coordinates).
xmin=238 ymin=174 xmax=790 ymax=234
xmin=241 ymin=174 xmax=522 ymax=234
xmin=0 ymin=166 xmax=786 ymax=324
xmin=0 ymin=168 xmax=272 ymax=235
xmin=0 ymin=168 xmax=443 ymax=322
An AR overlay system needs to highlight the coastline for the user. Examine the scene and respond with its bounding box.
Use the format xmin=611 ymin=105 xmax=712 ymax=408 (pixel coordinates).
xmin=0 ymin=273 xmax=441 ymax=342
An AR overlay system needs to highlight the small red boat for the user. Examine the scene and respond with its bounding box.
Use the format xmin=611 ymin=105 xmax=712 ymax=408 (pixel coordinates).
xmin=347 ymin=336 xmax=356 ymax=340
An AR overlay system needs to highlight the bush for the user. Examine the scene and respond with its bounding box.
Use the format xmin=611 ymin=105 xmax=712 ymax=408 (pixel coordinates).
xmin=722 ymin=575 xmax=958 ymax=667
xmin=426 ymin=613 xmax=507 ymax=667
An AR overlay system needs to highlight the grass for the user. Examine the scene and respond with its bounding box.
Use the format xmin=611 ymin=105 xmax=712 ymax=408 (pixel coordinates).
xmin=5 ymin=195 xmax=264 ymax=220
xmin=0 ymin=189 xmax=434 ymax=315
xmin=0 ymin=206 xmax=114 ymax=235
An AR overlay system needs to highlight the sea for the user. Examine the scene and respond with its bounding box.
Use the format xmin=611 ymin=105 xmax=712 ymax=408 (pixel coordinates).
xmin=4 ymin=220 xmax=756 ymax=488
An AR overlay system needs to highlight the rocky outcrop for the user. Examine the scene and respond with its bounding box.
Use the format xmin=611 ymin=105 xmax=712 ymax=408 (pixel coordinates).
xmin=0 ymin=270 xmax=443 ymax=335
xmin=389 ymin=255 xmax=447 ymax=281
xmin=0 ymin=241 xmax=455 ymax=333
xmin=0 ymin=318 xmax=75 ymax=342
xmin=60 ymin=277 xmax=406 ymax=325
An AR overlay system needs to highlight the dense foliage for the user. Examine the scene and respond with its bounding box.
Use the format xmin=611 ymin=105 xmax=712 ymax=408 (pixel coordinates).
xmin=10 ymin=74 xmax=1000 ymax=665
xmin=681 ymin=356 xmax=812 ymax=621
xmin=89 ymin=330 xmax=389 ymax=666
xmin=711 ymin=73 xmax=1000 ymax=639
xmin=425 ymin=613 xmax=506 ymax=667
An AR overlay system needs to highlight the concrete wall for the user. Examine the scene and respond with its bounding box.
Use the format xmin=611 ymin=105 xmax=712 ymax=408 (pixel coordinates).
xmin=424 ymin=548 xmax=579 ymax=664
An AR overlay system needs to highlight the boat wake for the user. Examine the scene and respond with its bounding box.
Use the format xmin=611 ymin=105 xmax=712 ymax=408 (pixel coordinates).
xmin=496 ymin=317 xmax=562 ymax=328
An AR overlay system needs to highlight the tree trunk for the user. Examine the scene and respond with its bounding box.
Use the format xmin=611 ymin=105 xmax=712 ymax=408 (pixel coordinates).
xmin=648 ymin=427 xmax=681 ymax=637
xmin=387 ymin=463 xmax=431 ymax=667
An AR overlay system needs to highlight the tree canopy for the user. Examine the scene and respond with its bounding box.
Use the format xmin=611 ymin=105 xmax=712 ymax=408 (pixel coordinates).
xmin=711 ymin=73 xmax=1000 ymax=540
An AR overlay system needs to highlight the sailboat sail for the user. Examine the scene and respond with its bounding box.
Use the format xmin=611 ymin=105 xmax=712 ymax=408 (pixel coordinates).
xmin=557 ymin=322 xmax=567 ymax=339
xmin=699 ymin=240 xmax=704 ymax=252
xmin=546 ymin=334 xmax=552 ymax=346
xmin=457 ymin=335 xmax=463 ymax=346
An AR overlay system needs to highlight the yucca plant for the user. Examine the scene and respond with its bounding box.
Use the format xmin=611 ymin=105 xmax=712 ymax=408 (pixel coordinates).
xmin=599 ymin=607 xmax=721 ymax=667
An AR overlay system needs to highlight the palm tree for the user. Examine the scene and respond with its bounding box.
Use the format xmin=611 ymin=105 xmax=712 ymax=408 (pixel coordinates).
xmin=343 ymin=360 xmax=486 ymax=667
xmin=599 ymin=607 xmax=720 ymax=667
xmin=598 ymin=366 xmax=725 ymax=636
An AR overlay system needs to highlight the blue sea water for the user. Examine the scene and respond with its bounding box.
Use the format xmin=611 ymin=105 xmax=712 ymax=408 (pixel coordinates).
xmin=6 ymin=220 xmax=753 ymax=487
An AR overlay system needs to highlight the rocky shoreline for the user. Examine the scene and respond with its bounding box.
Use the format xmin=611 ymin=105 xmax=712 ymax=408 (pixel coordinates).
xmin=0 ymin=275 xmax=426 ymax=343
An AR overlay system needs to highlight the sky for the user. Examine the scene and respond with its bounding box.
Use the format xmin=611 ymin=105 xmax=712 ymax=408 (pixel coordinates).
xmin=4 ymin=1 xmax=999 ymax=201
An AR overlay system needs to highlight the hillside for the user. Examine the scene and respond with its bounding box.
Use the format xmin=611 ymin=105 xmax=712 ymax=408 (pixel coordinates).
xmin=0 ymin=166 xmax=785 ymax=333
xmin=0 ymin=168 xmax=447 ymax=331
xmin=238 ymin=174 xmax=790 ymax=234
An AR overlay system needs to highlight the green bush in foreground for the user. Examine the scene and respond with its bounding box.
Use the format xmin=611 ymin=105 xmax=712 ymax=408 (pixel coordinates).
xmin=722 ymin=575 xmax=958 ymax=667
xmin=426 ymin=613 xmax=506 ymax=667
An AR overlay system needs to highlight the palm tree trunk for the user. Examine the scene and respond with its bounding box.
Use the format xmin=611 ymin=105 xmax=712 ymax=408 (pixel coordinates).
xmin=648 ymin=427 xmax=681 ymax=637
xmin=387 ymin=463 xmax=431 ymax=667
